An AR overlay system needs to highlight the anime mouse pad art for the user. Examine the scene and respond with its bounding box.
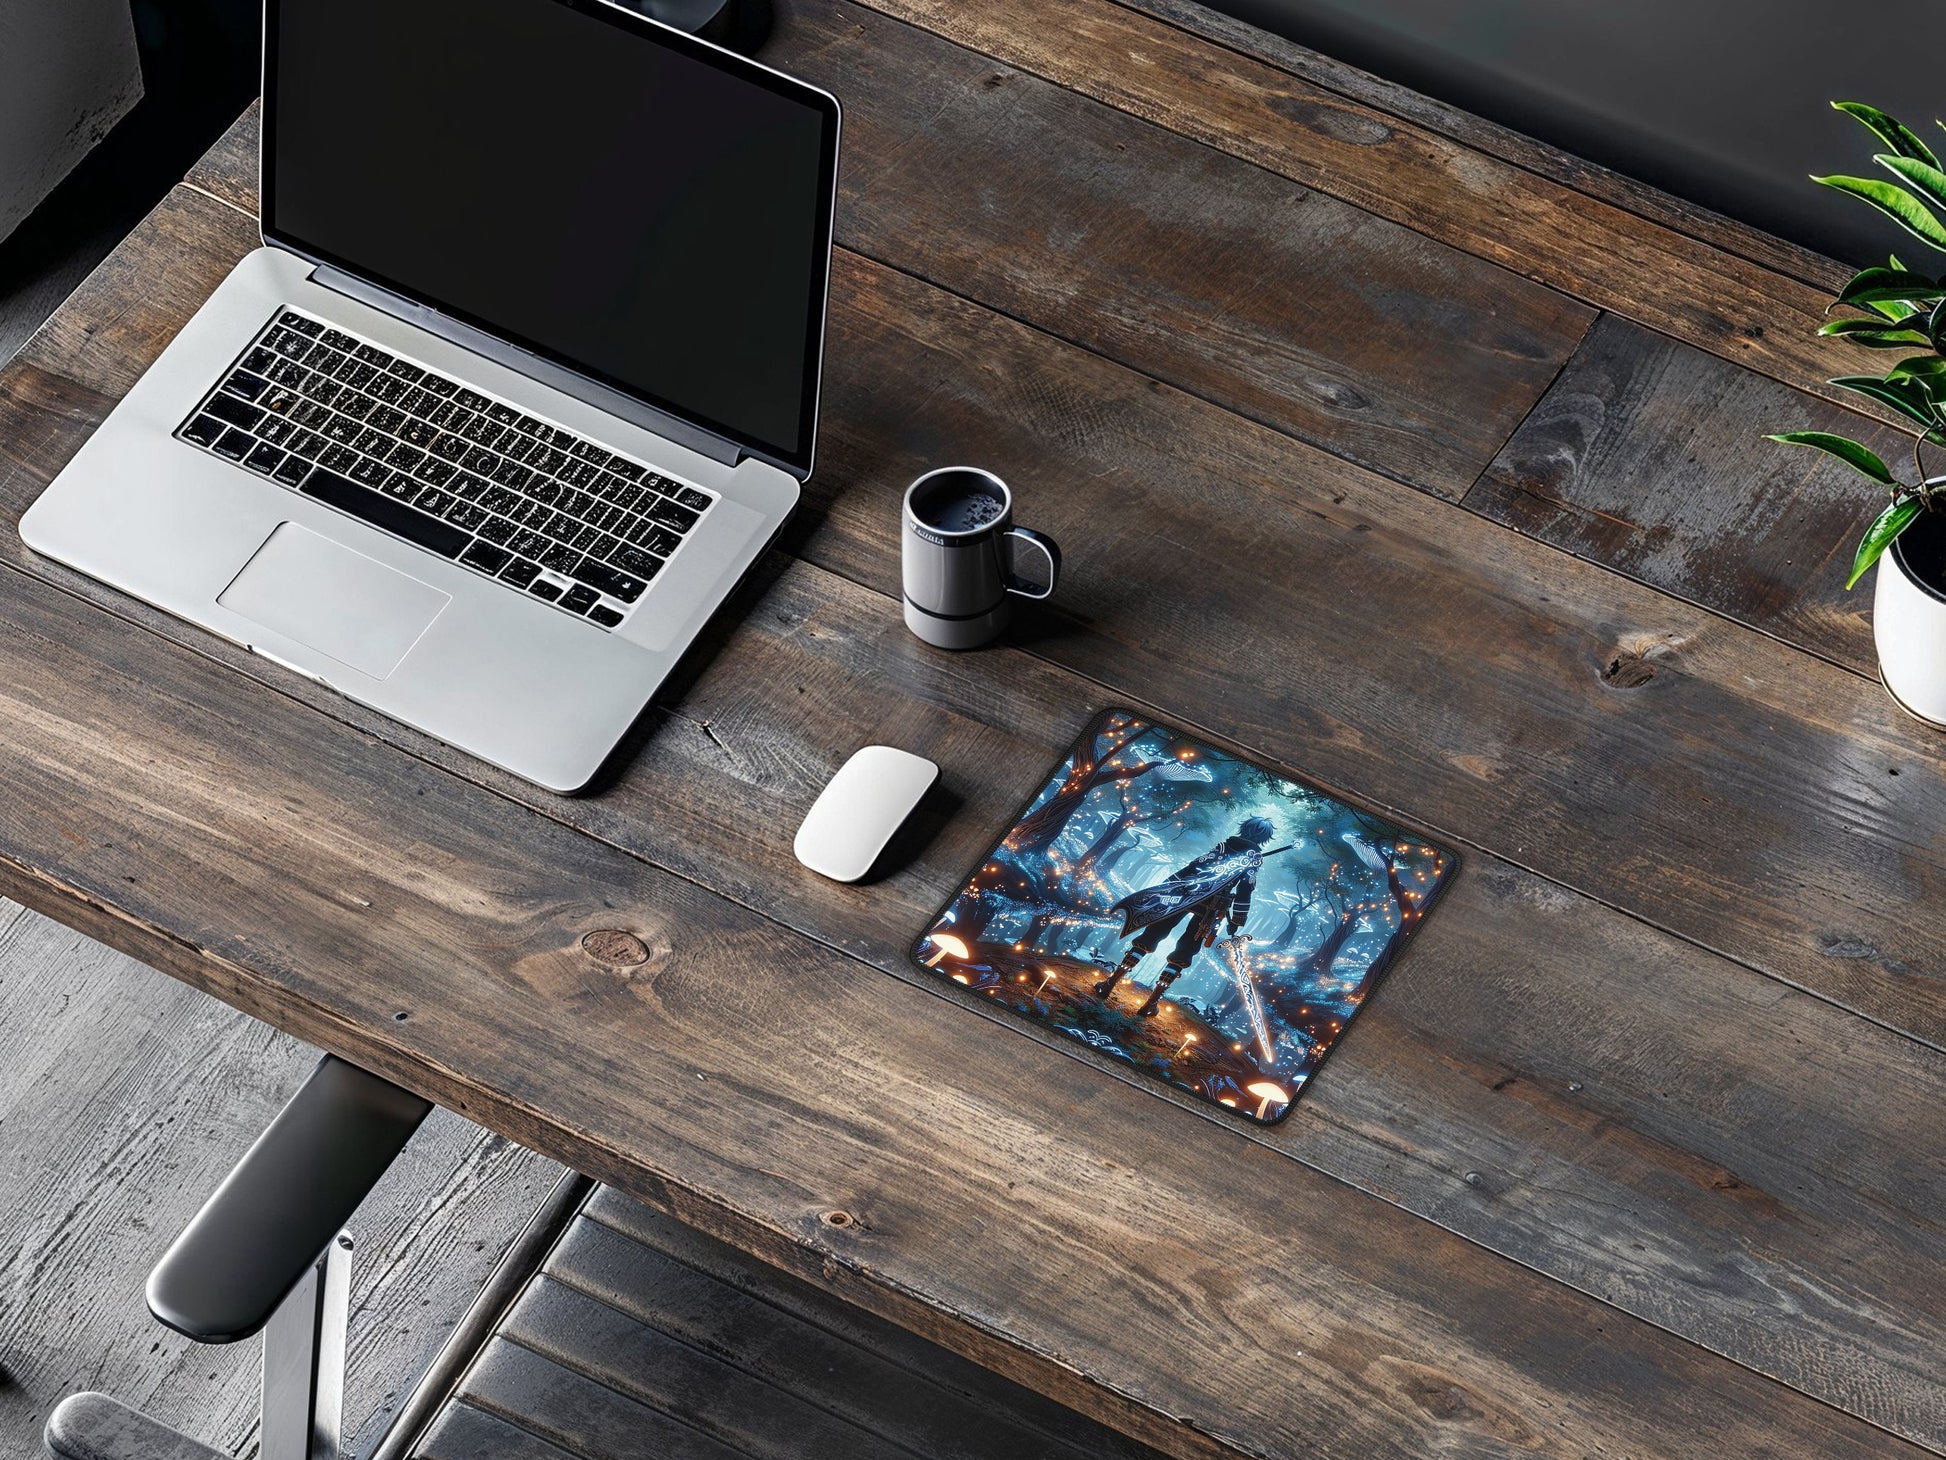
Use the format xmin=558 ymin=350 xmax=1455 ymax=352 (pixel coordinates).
xmin=913 ymin=709 xmax=1457 ymax=1124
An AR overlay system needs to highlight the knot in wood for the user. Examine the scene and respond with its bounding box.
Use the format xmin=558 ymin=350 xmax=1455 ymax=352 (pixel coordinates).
xmin=820 ymin=1209 xmax=856 ymax=1229
xmin=581 ymin=929 xmax=651 ymax=966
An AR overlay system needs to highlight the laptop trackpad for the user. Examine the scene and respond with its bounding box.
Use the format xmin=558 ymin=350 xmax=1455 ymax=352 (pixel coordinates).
xmin=218 ymin=523 xmax=449 ymax=681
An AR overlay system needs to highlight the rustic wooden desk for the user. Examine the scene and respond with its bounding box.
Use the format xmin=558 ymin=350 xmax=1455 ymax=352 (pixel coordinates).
xmin=1 ymin=3 xmax=1940 ymax=1457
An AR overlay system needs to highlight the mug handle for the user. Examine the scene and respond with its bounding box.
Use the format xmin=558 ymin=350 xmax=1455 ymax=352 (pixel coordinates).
xmin=1004 ymin=526 xmax=1061 ymax=600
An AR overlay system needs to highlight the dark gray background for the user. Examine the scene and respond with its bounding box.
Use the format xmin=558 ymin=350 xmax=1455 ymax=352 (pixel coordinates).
xmin=1216 ymin=0 xmax=1946 ymax=265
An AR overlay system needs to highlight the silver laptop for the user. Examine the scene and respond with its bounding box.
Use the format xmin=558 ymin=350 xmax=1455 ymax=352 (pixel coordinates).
xmin=21 ymin=0 xmax=841 ymax=793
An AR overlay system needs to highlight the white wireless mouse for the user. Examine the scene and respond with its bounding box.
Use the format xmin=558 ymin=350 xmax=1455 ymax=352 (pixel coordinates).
xmin=795 ymin=746 xmax=940 ymax=882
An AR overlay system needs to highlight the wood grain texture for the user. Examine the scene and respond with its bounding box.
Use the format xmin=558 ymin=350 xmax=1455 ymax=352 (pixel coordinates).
xmin=172 ymin=112 xmax=1946 ymax=1050
xmin=428 ymin=1192 xmax=1166 ymax=1460
xmin=0 ymin=900 xmax=563 ymax=1459
xmin=1467 ymin=315 xmax=1905 ymax=675
xmin=0 ymin=484 xmax=1928 ymax=1460
xmin=1110 ymin=0 xmax=1848 ymax=293
xmin=2 ymin=183 xmax=1943 ymax=1447
xmin=840 ymin=0 xmax=1905 ymax=436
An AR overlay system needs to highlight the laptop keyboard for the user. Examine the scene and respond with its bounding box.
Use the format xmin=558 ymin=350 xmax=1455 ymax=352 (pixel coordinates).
xmin=174 ymin=310 xmax=718 ymax=631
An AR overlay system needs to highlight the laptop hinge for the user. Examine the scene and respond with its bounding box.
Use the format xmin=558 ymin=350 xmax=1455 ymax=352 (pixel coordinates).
xmin=310 ymin=265 xmax=743 ymax=469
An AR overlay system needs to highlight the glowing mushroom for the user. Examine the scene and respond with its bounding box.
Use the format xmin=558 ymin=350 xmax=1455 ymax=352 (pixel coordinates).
xmin=1245 ymin=1080 xmax=1290 ymax=1120
xmin=922 ymin=932 xmax=970 ymax=967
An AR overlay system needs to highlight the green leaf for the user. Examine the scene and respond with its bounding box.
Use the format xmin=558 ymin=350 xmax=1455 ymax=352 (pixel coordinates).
xmin=1814 ymin=174 xmax=1946 ymax=250
xmin=1879 ymin=153 xmax=1946 ymax=215
xmin=1887 ymin=353 xmax=1946 ymax=381
xmin=1834 ymin=101 xmax=1941 ymax=168
xmin=1765 ymin=431 xmax=1898 ymax=484
xmin=1827 ymin=374 xmax=1943 ymax=430
xmin=1818 ymin=315 xmax=1932 ymax=346
xmin=1930 ymin=299 xmax=1946 ymax=353
xmin=1848 ymin=496 xmax=1924 ymax=588
xmin=1837 ymin=266 xmax=1946 ymax=305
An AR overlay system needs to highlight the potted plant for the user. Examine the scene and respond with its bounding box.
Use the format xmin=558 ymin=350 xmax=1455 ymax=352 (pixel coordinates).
xmin=1769 ymin=101 xmax=1946 ymax=726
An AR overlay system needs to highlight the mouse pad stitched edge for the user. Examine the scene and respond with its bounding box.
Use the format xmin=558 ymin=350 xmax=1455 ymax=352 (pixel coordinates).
xmin=912 ymin=708 xmax=1458 ymax=1125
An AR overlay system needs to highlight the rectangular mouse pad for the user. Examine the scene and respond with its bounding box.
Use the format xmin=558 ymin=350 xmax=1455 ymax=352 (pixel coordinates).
xmin=913 ymin=709 xmax=1457 ymax=1124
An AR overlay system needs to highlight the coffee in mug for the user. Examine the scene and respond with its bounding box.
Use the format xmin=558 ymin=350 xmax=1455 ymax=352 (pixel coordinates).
xmin=902 ymin=467 xmax=1060 ymax=650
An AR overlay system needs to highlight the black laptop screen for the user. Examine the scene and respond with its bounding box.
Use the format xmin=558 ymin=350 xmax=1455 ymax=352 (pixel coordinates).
xmin=265 ymin=0 xmax=839 ymax=474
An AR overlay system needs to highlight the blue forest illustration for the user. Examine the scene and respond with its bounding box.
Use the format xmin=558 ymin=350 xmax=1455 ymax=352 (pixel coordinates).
xmin=915 ymin=710 xmax=1454 ymax=1123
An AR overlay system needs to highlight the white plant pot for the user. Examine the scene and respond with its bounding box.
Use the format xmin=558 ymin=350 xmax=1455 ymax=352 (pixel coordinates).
xmin=1874 ymin=507 xmax=1946 ymax=729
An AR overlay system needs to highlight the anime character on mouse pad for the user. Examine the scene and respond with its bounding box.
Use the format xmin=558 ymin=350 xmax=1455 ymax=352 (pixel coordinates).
xmin=913 ymin=709 xmax=1455 ymax=1124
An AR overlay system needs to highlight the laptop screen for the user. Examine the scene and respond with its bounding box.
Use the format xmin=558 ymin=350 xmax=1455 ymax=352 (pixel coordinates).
xmin=264 ymin=0 xmax=840 ymax=475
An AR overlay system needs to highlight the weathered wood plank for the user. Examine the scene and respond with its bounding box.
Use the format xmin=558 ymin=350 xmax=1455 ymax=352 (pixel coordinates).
xmin=166 ymin=127 xmax=1946 ymax=1051
xmin=1111 ymin=0 xmax=1848 ymax=293
xmin=2 ymin=185 xmax=1943 ymax=1445
xmin=1466 ymin=314 xmax=1903 ymax=675
xmin=416 ymin=1401 xmax=580 ymax=1460
xmin=0 ymin=513 xmax=1923 ymax=1460
xmin=555 ymin=1203 xmax=1160 ymax=1460
xmin=834 ymin=0 xmax=1900 ymax=435
xmin=0 ymin=900 xmax=563 ymax=1458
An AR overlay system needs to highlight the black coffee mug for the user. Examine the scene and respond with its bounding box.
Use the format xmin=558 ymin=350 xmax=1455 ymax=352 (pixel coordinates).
xmin=902 ymin=467 xmax=1060 ymax=650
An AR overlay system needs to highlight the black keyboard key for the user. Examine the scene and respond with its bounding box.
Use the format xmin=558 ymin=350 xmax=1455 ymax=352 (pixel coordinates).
xmin=281 ymin=312 xmax=324 ymax=337
xmin=568 ymin=558 xmax=647 ymax=603
xmin=368 ymin=405 xmax=407 ymax=435
xmin=461 ymin=446 xmax=500 ymax=474
xmin=381 ymin=472 xmax=420 ymax=502
xmin=367 ymin=374 xmax=406 ymax=405
xmin=181 ymin=414 xmax=225 ymax=447
xmin=674 ymin=486 xmax=712 ymax=512
xmin=527 ymin=445 xmax=567 ymax=475
xmin=644 ymin=496 xmax=699 ymax=532
xmin=302 ymin=342 xmax=341 ymax=370
xmin=354 ymin=342 xmax=393 ymax=366
xmin=561 ymin=459 xmax=600 ymax=489
xmin=261 ymin=387 xmax=301 ymax=416
xmin=258 ymin=418 xmax=298 ymax=446
xmin=319 ymin=444 xmax=360 ymax=473
xmin=272 ymin=456 xmax=312 ymax=488
xmin=352 ymin=427 xmax=390 ymax=456
xmin=265 ymin=327 xmax=309 ymax=355
xmin=350 ymin=455 xmax=392 ymax=488
xmin=560 ymin=584 xmax=599 ymax=614
xmin=386 ymin=443 xmax=426 ymax=471
xmin=610 ymin=545 xmax=665 ymax=581
xmin=569 ymin=440 xmax=612 ymax=466
xmin=609 ymin=459 xmax=645 ymax=482
xmin=446 ymin=500 xmax=489 ymax=531
xmin=499 ymin=557 xmax=541 ymax=589
xmin=540 ymin=543 xmax=581 ymax=574
xmin=415 ymin=487 xmax=455 ymax=516
xmin=428 ymin=399 xmax=468 ymax=429
xmin=244 ymin=442 xmax=286 ymax=475
xmin=478 ymin=516 xmax=518 ymax=545
xmin=205 ymin=393 xmax=266 ymax=431
xmin=626 ymin=522 xmax=682 ymax=556
xmin=588 ymin=604 xmax=624 ymax=629
xmin=266 ymin=357 xmax=308 ymax=387
xmin=301 ymin=469 xmax=467 ymax=558
xmin=412 ymin=458 xmax=457 ymax=486
xmin=430 ymin=433 xmax=468 ymax=462
xmin=485 ymin=402 xmax=521 ymax=426
xmin=490 ymin=460 xmax=535 ymax=492
xmin=510 ymin=530 xmax=552 ymax=560
xmin=568 ymin=523 xmax=601 ymax=551
xmin=559 ymin=488 xmax=597 ymax=520
xmin=461 ymin=540 xmax=512 ymax=574
xmin=530 ymin=579 xmax=564 ymax=602
xmin=213 ymin=427 xmax=254 ymax=460
xmin=320 ymin=328 xmax=359 ymax=352
xmin=320 ymin=416 xmax=360 ymax=444
xmin=223 ymin=371 xmax=269 ymax=402
xmin=398 ymin=418 xmax=439 ymax=447
xmin=337 ymin=392 xmax=376 ymax=422
xmin=452 ymin=388 xmax=491 ymax=413
xmin=420 ymin=373 xmax=459 ymax=397
xmin=243 ymin=347 xmax=279 ymax=375
xmin=387 ymin=360 xmax=425 ymax=384
xmin=288 ymin=431 xmax=327 ymax=460
xmin=479 ymin=487 xmax=521 ymax=516
xmin=291 ymin=401 xmax=332 ymax=428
